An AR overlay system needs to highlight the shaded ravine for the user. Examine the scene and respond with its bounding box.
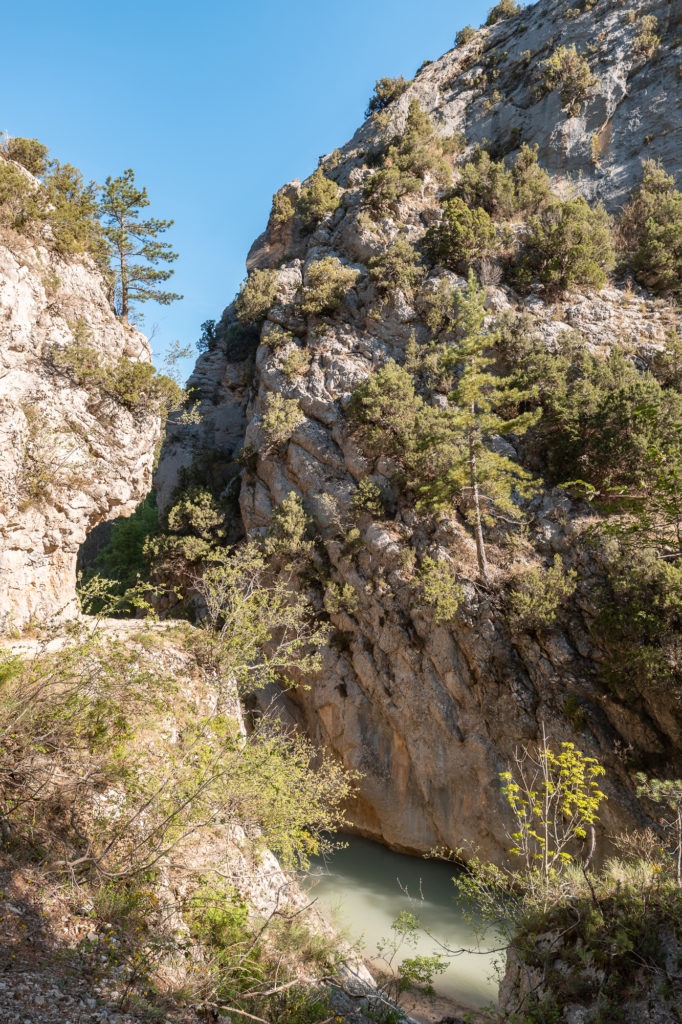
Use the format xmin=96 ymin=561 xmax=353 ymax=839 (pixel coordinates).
xmin=301 ymin=834 xmax=499 ymax=1009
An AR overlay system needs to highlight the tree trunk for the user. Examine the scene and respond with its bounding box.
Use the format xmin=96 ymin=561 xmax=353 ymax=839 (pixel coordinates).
xmin=120 ymin=246 xmax=128 ymax=323
xmin=468 ymin=422 xmax=490 ymax=585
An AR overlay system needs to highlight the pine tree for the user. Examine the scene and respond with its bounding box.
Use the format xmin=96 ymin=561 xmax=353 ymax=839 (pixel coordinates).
xmin=411 ymin=272 xmax=540 ymax=583
xmin=99 ymin=169 xmax=182 ymax=322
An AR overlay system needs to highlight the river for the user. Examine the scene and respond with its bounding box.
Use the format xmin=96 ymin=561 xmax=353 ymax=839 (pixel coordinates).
xmin=301 ymin=834 xmax=501 ymax=1009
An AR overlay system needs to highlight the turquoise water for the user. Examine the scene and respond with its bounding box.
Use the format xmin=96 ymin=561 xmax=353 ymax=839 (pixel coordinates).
xmin=301 ymin=834 xmax=500 ymax=1008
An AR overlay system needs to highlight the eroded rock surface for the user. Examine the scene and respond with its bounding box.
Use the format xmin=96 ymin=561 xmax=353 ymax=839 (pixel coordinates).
xmin=0 ymin=224 xmax=159 ymax=627
xmin=156 ymin=0 xmax=682 ymax=861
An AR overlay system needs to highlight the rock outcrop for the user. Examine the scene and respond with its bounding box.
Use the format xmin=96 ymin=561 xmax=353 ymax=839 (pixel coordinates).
xmin=0 ymin=203 xmax=160 ymax=628
xmin=156 ymin=0 xmax=682 ymax=861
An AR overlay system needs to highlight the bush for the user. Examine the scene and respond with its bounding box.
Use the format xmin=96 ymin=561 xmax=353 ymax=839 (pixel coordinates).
xmin=511 ymin=338 xmax=682 ymax=489
xmin=296 ymin=168 xmax=341 ymax=232
xmin=51 ymin=335 xmax=182 ymax=416
xmin=368 ymin=238 xmax=426 ymax=299
xmin=261 ymin=393 xmax=305 ymax=448
xmin=263 ymin=324 xmax=295 ymax=351
xmin=485 ymin=0 xmax=521 ymax=26
xmin=619 ymin=161 xmax=682 ymax=297
xmin=633 ymin=14 xmax=660 ymax=57
xmin=451 ymin=144 xmax=553 ymax=220
xmin=422 ymin=196 xmax=498 ymax=272
xmin=363 ymin=100 xmax=451 ymax=218
xmin=86 ymin=493 xmax=159 ymax=596
xmin=346 ymin=361 xmax=422 ymax=460
xmin=279 ymin=345 xmax=312 ymax=380
xmin=197 ymin=318 xmax=218 ymax=352
xmin=508 ymin=553 xmax=577 ymax=632
xmin=1 ymin=136 xmax=50 ymax=176
xmin=455 ymin=26 xmax=476 ymax=47
xmin=264 ymin=491 xmax=314 ymax=564
xmin=268 ymin=189 xmax=295 ymax=229
xmin=299 ymin=257 xmax=359 ymax=315
xmin=349 ymin=478 xmax=386 ymax=520
xmin=540 ymin=44 xmax=597 ymax=112
xmin=365 ymin=76 xmax=410 ymax=117
xmin=417 ymin=556 xmax=463 ymax=624
xmin=235 ymin=268 xmax=279 ymax=324
xmin=515 ymin=197 xmax=614 ymax=294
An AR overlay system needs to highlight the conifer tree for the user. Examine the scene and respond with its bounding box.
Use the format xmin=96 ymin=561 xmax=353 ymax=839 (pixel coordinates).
xmin=412 ymin=272 xmax=539 ymax=583
xmin=99 ymin=169 xmax=181 ymax=322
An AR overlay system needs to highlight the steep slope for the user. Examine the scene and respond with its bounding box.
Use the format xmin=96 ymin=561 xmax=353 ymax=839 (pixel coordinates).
xmin=0 ymin=159 xmax=161 ymax=628
xmin=156 ymin=0 xmax=682 ymax=861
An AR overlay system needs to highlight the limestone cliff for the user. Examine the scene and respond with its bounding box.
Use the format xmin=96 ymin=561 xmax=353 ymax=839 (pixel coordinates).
xmin=0 ymin=162 xmax=161 ymax=628
xmin=156 ymin=0 xmax=682 ymax=861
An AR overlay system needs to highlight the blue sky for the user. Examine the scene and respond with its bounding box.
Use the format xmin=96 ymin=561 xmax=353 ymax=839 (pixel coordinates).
xmin=2 ymin=0 xmax=493 ymax=380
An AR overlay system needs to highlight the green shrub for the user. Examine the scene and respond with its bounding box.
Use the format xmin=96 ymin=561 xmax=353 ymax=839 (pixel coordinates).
xmin=264 ymin=491 xmax=314 ymax=564
xmin=417 ymin=556 xmax=463 ymax=624
xmin=368 ymin=238 xmax=426 ymax=299
xmin=455 ymin=25 xmax=477 ymax=46
xmin=300 ymin=257 xmax=359 ymax=315
xmin=363 ymin=100 xmax=451 ymax=218
xmin=540 ymin=44 xmax=597 ymax=112
xmin=451 ymin=144 xmax=552 ymax=221
xmin=511 ymin=339 xmax=682 ymax=489
xmin=346 ymin=361 xmax=422 ymax=460
xmin=508 ymin=553 xmax=577 ymax=632
xmin=44 ymin=161 xmax=105 ymax=259
xmin=263 ymin=324 xmax=295 ymax=351
xmin=87 ymin=492 xmax=159 ymax=595
xmin=651 ymin=328 xmax=682 ymax=389
xmin=485 ymin=0 xmax=521 ymax=26
xmin=269 ymin=189 xmax=295 ymax=229
xmin=51 ymin=335 xmax=182 ymax=416
xmin=197 ymin=318 xmax=218 ymax=352
xmin=349 ymin=478 xmax=386 ymax=520
xmin=1 ymin=136 xmax=50 ymax=176
xmin=324 ymin=581 xmax=360 ymax=616
xmin=619 ymin=161 xmax=682 ymax=297
xmin=0 ymin=158 xmax=45 ymax=233
xmin=366 ymin=76 xmax=410 ymax=117
xmin=235 ymin=268 xmax=279 ymax=324
xmin=261 ymin=393 xmax=305 ymax=448
xmin=296 ymin=167 xmax=341 ymax=232
xmin=515 ymin=197 xmax=614 ymax=293
xmin=422 ymin=196 xmax=498 ymax=272
xmin=633 ymin=14 xmax=660 ymax=57
xmin=279 ymin=346 xmax=312 ymax=380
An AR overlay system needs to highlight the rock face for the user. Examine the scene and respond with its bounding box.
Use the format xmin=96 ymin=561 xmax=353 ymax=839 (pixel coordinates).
xmin=156 ymin=0 xmax=682 ymax=861
xmin=0 ymin=221 xmax=160 ymax=628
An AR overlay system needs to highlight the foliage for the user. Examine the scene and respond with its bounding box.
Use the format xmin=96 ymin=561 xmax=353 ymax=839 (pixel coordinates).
xmin=422 ymin=196 xmax=498 ymax=273
xmin=619 ymin=161 xmax=682 ymax=297
xmin=51 ymin=335 xmax=182 ymax=416
xmin=510 ymin=337 xmax=682 ymax=489
xmin=363 ymin=100 xmax=451 ymax=218
xmin=636 ymin=776 xmax=682 ymax=886
xmin=86 ymin=492 xmax=159 ymax=597
xmin=268 ymin=189 xmax=295 ymax=228
xmin=197 ymin=318 xmax=218 ymax=352
xmin=261 ymin=392 xmax=305 ymax=448
xmin=374 ymin=911 xmax=448 ymax=1004
xmin=193 ymin=541 xmax=330 ymax=696
xmin=633 ymin=14 xmax=660 ymax=57
xmin=0 ymin=136 xmax=49 ymax=176
xmin=485 ymin=0 xmax=521 ymax=26
xmin=99 ymin=168 xmax=181 ymax=322
xmin=452 ymin=143 xmax=552 ymax=219
xmin=417 ymin=556 xmax=463 ymax=624
xmin=368 ymin=238 xmax=426 ymax=299
xmin=346 ymin=361 xmax=423 ymax=460
xmin=296 ymin=167 xmax=341 ymax=232
xmin=324 ymin=581 xmax=360 ymax=616
xmin=455 ymin=26 xmax=477 ymax=47
xmin=349 ymin=478 xmax=386 ymax=520
xmin=515 ymin=197 xmax=615 ymax=294
xmin=279 ymin=345 xmax=311 ymax=380
xmin=263 ymin=491 xmax=314 ymax=565
xmin=500 ymin=731 xmax=606 ymax=885
xmin=235 ymin=268 xmax=279 ymax=323
xmin=651 ymin=328 xmax=682 ymax=390
xmin=299 ymin=256 xmax=359 ymax=315
xmin=540 ymin=44 xmax=597 ymax=112
xmin=508 ymin=554 xmax=578 ymax=632
xmin=366 ymin=76 xmax=410 ymax=117
xmin=408 ymin=273 xmax=540 ymax=582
